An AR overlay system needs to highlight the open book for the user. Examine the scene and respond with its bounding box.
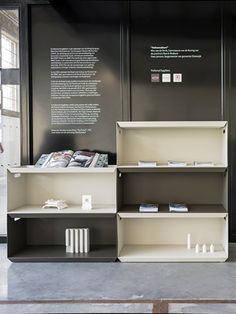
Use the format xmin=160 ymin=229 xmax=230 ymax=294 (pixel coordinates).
xmin=35 ymin=150 xmax=73 ymax=168
xmin=35 ymin=150 xmax=108 ymax=168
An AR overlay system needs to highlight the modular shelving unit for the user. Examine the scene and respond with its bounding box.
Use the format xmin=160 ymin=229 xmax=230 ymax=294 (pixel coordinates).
xmin=7 ymin=121 xmax=228 ymax=262
xmin=7 ymin=166 xmax=117 ymax=262
xmin=116 ymin=121 xmax=228 ymax=262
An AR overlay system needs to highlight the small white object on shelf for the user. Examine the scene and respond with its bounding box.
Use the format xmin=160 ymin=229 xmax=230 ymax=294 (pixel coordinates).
xmin=169 ymin=203 xmax=188 ymax=212
xmin=187 ymin=233 xmax=191 ymax=250
xmin=65 ymin=229 xmax=71 ymax=253
xmin=70 ymin=229 xmax=75 ymax=253
xmin=65 ymin=228 xmax=90 ymax=254
xmin=65 ymin=229 xmax=69 ymax=246
xmin=65 ymin=229 xmax=74 ymax=253
xmin=193 ymin=161 xmax=215 ymax=167
xmin=202 ymin=243 xmax=207 ymax=253
xmin=195 ymin=243 xmax=200 ymax=253
xmin=82 ymin=195 xmax=92 ymax=210
xmin=139 ymin=203 xmax=159 ymax=213
xmin=210 ymin=244 xmax=215 ymax=253
xmin=42 ymin=199 xmax=68 ymax=210
xmin=79 ymin=229 xmax=84 ymax=253
xmin=168 ymin=160 xmax=187 ymax=167
xmin=74 ymin=229 xmax=79 ymax=253
xmin=138 ymin=160 xmax=157 ymax=167
xmin=84 ymin=228 xmax=90 ymax=253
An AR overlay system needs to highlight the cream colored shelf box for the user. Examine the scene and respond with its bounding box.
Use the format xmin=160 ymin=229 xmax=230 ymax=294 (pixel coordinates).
xmin=116 ymin=121 xmax=228 ymax=262
xmin=117 ymin=216 xmax=228 ymax=262
xmin=7 ymin=166 xmax=117 ymax=215
xmin=116 ymin=121 xmax=227 ymax=168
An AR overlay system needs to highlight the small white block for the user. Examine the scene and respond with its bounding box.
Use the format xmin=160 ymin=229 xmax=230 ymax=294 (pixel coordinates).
xmin=82 ymin=195 xmax=92 ymax=210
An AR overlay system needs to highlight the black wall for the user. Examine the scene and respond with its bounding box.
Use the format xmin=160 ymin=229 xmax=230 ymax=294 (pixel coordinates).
xmin=28 ymin=0 xmax=236 ymax=240
xmin=31 ymin=1 xmax=125 ymax=164
xmin=130 ymin=1 xmax=222 ymax=120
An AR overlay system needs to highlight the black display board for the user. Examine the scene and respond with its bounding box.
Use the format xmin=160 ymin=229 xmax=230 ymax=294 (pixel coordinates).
xmin=30 ymin=1 xmax=236 ymax=241
xmin=31 ymin=2 xmax=123 ymax=163
xmin=130 ymin=1 xmax=222 ymax=120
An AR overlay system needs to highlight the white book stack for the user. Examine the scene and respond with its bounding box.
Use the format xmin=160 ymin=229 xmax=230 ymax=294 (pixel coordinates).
xmin=138 ymin=160 xmax=157 ymax=167
xmin=168 ymin=160 xmax=187 ymax=167
xmin=139 ymin=203 xmax=159 ymax=213
xmin=169 ymin=203 xmax=188 ymax=212
xmin=193 ymin=161 xmax=215 ymax=167
xmin=65 ymin=228 xmax=90 ymax=254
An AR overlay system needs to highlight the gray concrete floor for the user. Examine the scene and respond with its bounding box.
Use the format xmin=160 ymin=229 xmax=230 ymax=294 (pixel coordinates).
xmin=1 ymin=244 xmax=236 ymax=313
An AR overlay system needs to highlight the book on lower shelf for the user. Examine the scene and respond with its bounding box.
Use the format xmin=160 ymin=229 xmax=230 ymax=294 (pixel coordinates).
xmin=169 ymin=203 xmax=188 ymax=212
xmin=139 ymin=203 xmax=159 ymax=212
xmin=138 ymin=160 xmax=157 ymax=167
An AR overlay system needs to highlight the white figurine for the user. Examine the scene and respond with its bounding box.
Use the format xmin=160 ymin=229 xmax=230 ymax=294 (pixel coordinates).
xmin=195 ymin=243 xmax=200 ymax=253
xmin=210 ymin=244 xmax=214 ymax=253
xmin=202 ymin=243 xmax=207 ymax=253
xmin=187 ymin=233 xmax=191 ymax=250
xmin=43 ymin=199 xmax=68 ymax=210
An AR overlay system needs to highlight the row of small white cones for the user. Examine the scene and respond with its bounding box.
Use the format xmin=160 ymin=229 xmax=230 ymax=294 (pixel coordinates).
xmin=188 ymin=243 xmax=215 ymax=253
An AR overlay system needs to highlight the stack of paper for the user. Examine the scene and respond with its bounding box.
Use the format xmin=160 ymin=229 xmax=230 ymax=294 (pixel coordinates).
xmin=193 ymin=161 xmax=215 ymax=166
xmin=138 ymin=160 xmax=157 ymax=167
xmin=139 ymin=203 xmax=159 ymax=212
xmin=168 ymin=160 xmax=187 ymax=167
xmin=169 ymin=203 xmax=188 ymax=212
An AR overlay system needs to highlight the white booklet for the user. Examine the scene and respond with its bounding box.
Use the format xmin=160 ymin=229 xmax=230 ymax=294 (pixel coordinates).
xmin=169 ymin=203 xmax=188 ymax=212
xmin=138 ymin=160 xmax=157 ymax=167
xmin=168 ymin=160 xmax=187 ymax=167
xmin=139 ymin=203 xmax=159 ymax=212
xmin=193 ymin=161 xmax=215 ymax=167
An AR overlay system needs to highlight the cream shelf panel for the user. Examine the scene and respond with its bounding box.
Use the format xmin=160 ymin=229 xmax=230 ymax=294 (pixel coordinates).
xmin=118 ymin=244 xmax=227 ymax=262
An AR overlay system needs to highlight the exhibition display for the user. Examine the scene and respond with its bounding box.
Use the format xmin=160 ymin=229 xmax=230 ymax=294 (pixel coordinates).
xmin=7 ymin=166 xmax=117 ymax=262
xmin=117 ymin=121 xmax=228 ymax=262
xmin=7 ymin=121 xmax=228 ymax=262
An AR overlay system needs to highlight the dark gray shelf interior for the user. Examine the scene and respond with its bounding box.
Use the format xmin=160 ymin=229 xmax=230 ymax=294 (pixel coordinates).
xmin=9 ymin=245 xmax=117 ymax=262
xmin=7 ymin=216 xmax=117 ymax=262
xmin=118 ymin=172 xmax=226 ymax=206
